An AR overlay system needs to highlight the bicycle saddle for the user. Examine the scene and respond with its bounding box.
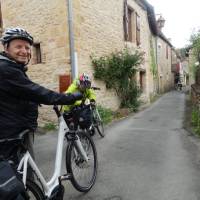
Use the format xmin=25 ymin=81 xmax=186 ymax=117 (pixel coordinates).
xmin=0 ymin=129 xmax=30 ymax=144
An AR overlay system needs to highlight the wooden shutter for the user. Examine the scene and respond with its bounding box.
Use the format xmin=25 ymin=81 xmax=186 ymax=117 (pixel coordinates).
xmin=136 ymin=14 xmax=140 ymax=46
xmin=123 ymin=0 xmax=129 ymax=41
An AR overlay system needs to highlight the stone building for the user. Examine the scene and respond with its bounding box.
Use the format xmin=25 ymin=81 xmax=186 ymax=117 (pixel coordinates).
xmin=156 ymin=33 xmax=174 ymax=93
xmin=0 ymin=0 xmax=174 ymax=126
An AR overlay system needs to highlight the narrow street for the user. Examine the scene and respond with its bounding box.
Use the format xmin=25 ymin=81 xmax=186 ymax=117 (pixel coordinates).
xmin=35 ymin=91 xmax=200 ymax=200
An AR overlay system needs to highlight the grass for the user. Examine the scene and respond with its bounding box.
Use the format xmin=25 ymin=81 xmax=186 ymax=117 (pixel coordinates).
xmin=43 ymin=122 xmax=57 ymax=131
xmin=97 ymin=105 xmax=113 ymax=124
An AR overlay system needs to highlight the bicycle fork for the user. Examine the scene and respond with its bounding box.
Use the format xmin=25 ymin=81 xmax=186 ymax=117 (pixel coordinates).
xmin=74 ymin=135 xmax=89 ymax=162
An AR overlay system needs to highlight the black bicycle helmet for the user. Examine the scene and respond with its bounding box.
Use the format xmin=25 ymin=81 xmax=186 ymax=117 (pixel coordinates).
xmin=1 ymin=27 xmax=33 ymax=45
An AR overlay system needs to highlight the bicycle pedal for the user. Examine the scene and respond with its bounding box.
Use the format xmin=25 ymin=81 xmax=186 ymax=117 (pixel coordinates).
xmin=59 ymin=174 xmax=72 ymax=181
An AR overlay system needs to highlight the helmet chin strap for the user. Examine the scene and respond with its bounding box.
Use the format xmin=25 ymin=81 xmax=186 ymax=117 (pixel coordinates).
xmin=25 ymin=54 xmax=32 ymax=66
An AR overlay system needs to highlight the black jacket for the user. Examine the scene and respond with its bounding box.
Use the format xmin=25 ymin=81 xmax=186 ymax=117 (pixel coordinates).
xmin=0 ymin=52 xmax=78 ymax=139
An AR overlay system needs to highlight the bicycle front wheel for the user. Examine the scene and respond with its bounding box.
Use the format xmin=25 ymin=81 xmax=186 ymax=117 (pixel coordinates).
xmin=93 ymin=109 xmax=105 ymax=137
xmin=66 ymin=131 xmax=98 ymax=192
xmin=96 ymin=120 xmax=105 ymax=137
xmin=25 ymin=180 xmax=45 ymax=200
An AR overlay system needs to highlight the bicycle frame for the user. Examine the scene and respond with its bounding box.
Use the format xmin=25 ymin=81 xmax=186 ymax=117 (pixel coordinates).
xmin=17 ymin=114 xmax=89 ymax=197
xmin=93 ymin=107 xmax=102 ymax=122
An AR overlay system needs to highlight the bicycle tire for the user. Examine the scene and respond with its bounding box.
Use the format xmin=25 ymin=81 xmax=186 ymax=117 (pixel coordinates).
xmin=25 ymin=179 xmax=45 ymax=200
xmin=66 ymin=131 xmax=98 ymax=192
xmin=93 ymin=109 xmax=105 ymax=137
xmin=96 ymin=120 xmax=105 ymax=137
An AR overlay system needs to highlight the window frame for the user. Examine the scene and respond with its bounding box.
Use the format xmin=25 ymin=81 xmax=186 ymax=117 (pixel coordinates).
xmin=32 ymin=43 xmax=42 ymax=64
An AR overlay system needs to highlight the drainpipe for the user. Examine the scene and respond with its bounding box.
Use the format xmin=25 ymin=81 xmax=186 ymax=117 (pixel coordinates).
xmin=155 ymin=36 xmax=159 ymax=93
xmin=67 ymin=0 xmax=77 ymax=80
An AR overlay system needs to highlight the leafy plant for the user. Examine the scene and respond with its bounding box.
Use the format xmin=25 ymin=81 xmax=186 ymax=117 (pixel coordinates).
xmin=191 ymin=107 xmax=200 ymax=135
xmin=43 ymin=122 xmax=57 ymax=131
xmin=190 ymin=30 xmax=200 ymax=83
xmin=91 ymin=48 xmax=144 ymax=110
xmin=150 ymin=37 xmax=157 ymax=78
xmin=97 ymin=105 xmax=113 ymax=124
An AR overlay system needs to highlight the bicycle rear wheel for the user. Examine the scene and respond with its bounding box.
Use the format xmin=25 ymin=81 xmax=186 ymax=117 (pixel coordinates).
xmin=25 ymin=180 xmax=45 ymax=200
xmin=66 ymin=131 xmax=98 ymax=192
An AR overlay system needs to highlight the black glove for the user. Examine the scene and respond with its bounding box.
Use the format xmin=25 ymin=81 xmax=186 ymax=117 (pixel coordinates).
xmin=72 ymin=92 xmax=83 ymax=101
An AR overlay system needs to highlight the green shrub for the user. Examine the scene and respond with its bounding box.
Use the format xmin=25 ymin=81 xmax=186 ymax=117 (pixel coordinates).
xmin=43 ymin=122 xmax=57 ymax=131
xmin=91 ymin=48 xmax=144 ymax=110
xmin=191 ymin=108 xmax=200 ymax=135
xmin=97 ymin=105 xmax=113 ymax=124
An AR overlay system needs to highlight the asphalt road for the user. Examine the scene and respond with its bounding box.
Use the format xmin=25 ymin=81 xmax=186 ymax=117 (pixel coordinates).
xmin=34 ymin=91 xmax=200 ymax=200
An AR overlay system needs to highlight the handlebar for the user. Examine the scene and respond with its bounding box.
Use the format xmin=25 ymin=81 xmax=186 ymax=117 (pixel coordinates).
xmin=91 ymin=86 xmax=100 ymax=90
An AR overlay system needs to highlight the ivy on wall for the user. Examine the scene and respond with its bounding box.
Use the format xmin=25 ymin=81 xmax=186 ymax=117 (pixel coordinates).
xmin=91 ymin=48 xmax=144 ymax=110
xmin=150 ymin=37 xmax=157 ymax=78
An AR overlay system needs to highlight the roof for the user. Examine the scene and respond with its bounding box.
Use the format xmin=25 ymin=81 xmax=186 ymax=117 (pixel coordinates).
xmin=158 ymin=31 xmax=173 ymax=47
xmin=137 ymin=0 xmax=173 ymax=47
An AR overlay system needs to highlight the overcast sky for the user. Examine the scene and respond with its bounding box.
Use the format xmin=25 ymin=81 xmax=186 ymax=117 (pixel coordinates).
xmin=147 ymin=0 xmax=200 ymax=48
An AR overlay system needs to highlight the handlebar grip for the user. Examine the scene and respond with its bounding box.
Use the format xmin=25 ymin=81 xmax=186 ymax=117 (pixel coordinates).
xmin=91 ymin=86 xmax=100 ymax=90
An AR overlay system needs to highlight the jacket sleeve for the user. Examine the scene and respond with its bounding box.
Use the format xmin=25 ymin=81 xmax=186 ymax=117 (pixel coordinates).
xmin=87 ymin=89 xmax=96 ymax=101
xmin=63 ymin=80 xmax=80 ymax=111
xmin=1 ymin=66 xmax=78 ymax=105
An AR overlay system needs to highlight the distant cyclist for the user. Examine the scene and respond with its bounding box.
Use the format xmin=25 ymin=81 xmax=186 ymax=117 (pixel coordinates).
xmin=63 ymin=73 xmax=96 ymax=133
xmin=177 ymin=80 xmax=183 ymax=91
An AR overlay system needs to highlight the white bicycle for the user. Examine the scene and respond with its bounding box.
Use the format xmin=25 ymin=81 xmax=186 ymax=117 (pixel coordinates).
xmin=0 ymin=105 xmax=98 ymax=200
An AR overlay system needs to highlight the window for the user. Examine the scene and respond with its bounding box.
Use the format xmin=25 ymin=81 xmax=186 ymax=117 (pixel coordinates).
xmin=32 ymin=43 xmax=42 ymax=64
xmin=124 ymin=7 xmax=133 ymax=42
xmin=139 ymin=71 xmax=145 ymax=92
xmin=136 ymin=14 xmax=140 ymax=46
xmin=127 ymin=8 xmax=133 ymax=42
xmin=123 ymin=2 xmax=139 ymax=44
xmin=123 ymin=0 xmax=135 ymax=42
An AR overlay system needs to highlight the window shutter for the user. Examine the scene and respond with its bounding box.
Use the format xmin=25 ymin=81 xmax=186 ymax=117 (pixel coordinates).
xmin=136 ymin=13 xmax=140 ymax=46
xmin=123 ymin=0 xmax=129 ymax=41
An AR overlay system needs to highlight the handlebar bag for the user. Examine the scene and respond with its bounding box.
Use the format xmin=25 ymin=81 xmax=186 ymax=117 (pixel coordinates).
xmin=79 ymin=106 xmax=92 ymax=129
xmin=0 ymin=161 xmax=25 ymax=200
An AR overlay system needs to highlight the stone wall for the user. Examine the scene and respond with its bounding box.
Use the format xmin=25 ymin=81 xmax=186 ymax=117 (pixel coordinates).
xmin=1 ymin=0 xmax=70 ymax=124
xmin=157 ymin=37 xmax=174 ymax=93
xmin=1 ymin=0 xmax=157 ymax=126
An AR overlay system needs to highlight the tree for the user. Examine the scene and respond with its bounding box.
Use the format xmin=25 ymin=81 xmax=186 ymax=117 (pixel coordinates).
xmin=190 ymin=30 xmax=200 ymax=84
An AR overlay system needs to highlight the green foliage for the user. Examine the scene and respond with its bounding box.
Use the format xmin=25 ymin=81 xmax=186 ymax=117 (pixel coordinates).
xmin=190 ymin=31 xmax=200 ymax=80
xmin=178 ymin=48 xmax=188 ymax=59
xmin=43 ymin=122 xmax=57 ymax=131
xmin=191 ymin=108 xmax=200 ymax=135
xmin=97 ymin=105 xmax=113 ymax=124
xmin=91 ymin=48 xmax=144 ymax=110
xmin=150 ymin=37 xmax=157 ymax=78
xmin=191 ymin=63 xmax=198 ymax=80
xmin=190 ymin=31 xmax=200 ymax=63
